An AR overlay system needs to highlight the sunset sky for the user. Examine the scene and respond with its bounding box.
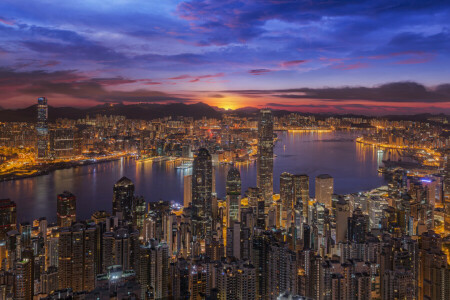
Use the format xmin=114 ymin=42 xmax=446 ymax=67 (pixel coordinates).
xmin=0 ymin=0 xmax=449 ymax=115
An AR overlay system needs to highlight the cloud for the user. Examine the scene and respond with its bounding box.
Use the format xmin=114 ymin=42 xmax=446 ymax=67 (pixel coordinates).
xmin=0 ymin=68 xmax=190 ymax=104
xmin=168 ymin=73 xmax=225 ymax=82
xmin=280 ymin=60 xmax=308 ymax=67
xmin=249 ymin=69 xmax=272 ymax=75
xmin=332 ymin=62 xmax=369 ymax=70
xmin=219 ymin=81 xmax=450 ymax=103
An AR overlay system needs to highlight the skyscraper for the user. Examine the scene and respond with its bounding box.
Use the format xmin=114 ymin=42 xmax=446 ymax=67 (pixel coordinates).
xmin=192 ymin=148 xmax=213 ymax=239
xmin=293 ymin=174 xmax=309 ymax=221
xmin=112 ymin=176 xmax=135 ymax=222
xmin=444 ymin=152 xmax=450 ymax=231
xmin=280 ymin=172 xmax=294 ymax=210
xmin=0 ymin=199 xmax=16 ymax=240
xmin=184 ymin=175 xmax=192 ymax=207
xmin=36 ymin=97 xmax=49 ymax=159
xmin=315 ymin=174 xmax=334 ymax=208
xmin=226 ymin=167 xmax=241 ymax=226
xmin=257 ymin=109 xmax=274 ymax=208
xmin=57 ymin=191 xmax=76 ymax=228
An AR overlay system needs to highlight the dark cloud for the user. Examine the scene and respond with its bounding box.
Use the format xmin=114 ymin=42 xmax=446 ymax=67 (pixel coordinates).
xmin=0 ymin=68 xmax=191 ymax=104
xmin=221 ymin=82 xmax=450 ymax=103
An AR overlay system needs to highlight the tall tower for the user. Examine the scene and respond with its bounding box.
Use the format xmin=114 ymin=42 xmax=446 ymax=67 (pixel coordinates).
xmin=0 ymin=199 xmax=16 ymax=240
xmin=293 ymin=174 xmax=309 ymax=221
xmin=184 ymin=175 xmax=192 ymax=207
xmin=112 ymin=176 xmax=135 ymax=222
xmin=192 ymin=148 xmax=213 ymax=239
xmin=444 ymin=152 xmax=450 ymax=231
xmin=57 ymin=191 xmax=76 ymax=228
xmin=36 ymin=97 xmax=49 ymax=159
xmin=226 ymin=167 xmax=241 ymax=226
xmin=257 ymin=109 xmax=274 ymax=208
xmin=315 ymin=174 xmax=334 ymax=208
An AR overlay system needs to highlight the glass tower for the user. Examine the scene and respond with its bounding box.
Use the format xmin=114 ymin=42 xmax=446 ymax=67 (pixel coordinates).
xmin=36 ymin=97 xmax=49 ymax=159
xmin=257 ymin=109 xmax=274 ymax=208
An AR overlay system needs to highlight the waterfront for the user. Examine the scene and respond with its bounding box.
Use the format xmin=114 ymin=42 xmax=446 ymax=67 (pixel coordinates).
xmin=0 ymin=130 xmax=389 ymax=223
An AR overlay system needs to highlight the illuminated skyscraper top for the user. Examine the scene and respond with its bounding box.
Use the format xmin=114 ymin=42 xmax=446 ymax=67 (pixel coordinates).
xmin=257 ymin=109 xmax=274 ymax=207
xmin=36 ymin=97 xmax=49 ymax=159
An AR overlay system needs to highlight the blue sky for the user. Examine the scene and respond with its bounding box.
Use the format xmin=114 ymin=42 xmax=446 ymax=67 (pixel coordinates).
xmin=0 ymin=0 xmax=449 ymax=114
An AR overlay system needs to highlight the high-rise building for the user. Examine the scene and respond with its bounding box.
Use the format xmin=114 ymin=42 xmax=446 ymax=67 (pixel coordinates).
xmin=226 ymin=167 xmax=241 ymax=226
xmin=184 ymin=174 xmax=192 ymax=207
xmin=36 ymin=97 xmax=49 ymax=159
xmin=50 ymin=128 xmax=74 ymax=158
xmin=191 ymin=148 xmax=213 ymax=239
xmin=293 ymin=174 xmax=309 ymax=220
xmin=0 ymin=199 xmax=16 ymax=240
xmin=57 ymin=191 xmax=76 ymax=228
xmin=315 ymin=174 xmax=334 ymax=208
xmin=257 ymin=109 xmax=274 ymax=208
xmin=14 ymin=258 xmax=33 ymax=300
xmin=280 ymin=172 xmax=294 ymax=210
xmin=112 ymin=176 xmax=135 ymax=222
xmin=444 ymin=152 xmax=450 ymax=231
xmin=57 ymin=223 xmax=97 ymax=292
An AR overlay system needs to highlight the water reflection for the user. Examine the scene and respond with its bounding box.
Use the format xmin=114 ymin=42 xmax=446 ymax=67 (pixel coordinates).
xmin=0 ymin=130 xmax=387 ymax=223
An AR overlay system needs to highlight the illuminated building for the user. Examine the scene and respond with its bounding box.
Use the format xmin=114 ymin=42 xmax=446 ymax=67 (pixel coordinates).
xmin=293 ymin=174 xmax=309 ymax=221
xmin=315 ymin=174 xmax=334 ymax=208
xmin=14 ymin=258 xmax=32 ymax=300
xmin=226 ymin=167 xmax=241 ymax=226
xmin=183 ymin=174 xmax=192 ymax=207
xmin=50 ymin=128 xmax=74 ymax=158
xmin=444 ymin=153 xmax=450 ymax=232
xmin=191 ymin=148 xmax=213 ymax=239
xmin=257 ymin=109 xmax=274 ymax=208
xmin=112 ymin=177 xmax=135 ymax=222
xmin=36 ymin=97 xmax=49 ymax=159
xmin=280 ymin=172 xmax=294 ymax=209
xmin=57 ymin=191 xmax=76 ymax=228
xmin=0 ymin=199 xmax=16 ymax=240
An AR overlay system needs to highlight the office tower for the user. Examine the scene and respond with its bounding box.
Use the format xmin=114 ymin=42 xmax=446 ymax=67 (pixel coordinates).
xmin=191 ymin=148 xmax=213 ymax=239
xmin=293 ymin=174 xmax=309 ymax=220
xmin=36 ymin=97 xmax=49 ymax=159
xmin=19 ymin=222 xmax=31 ymax=247
xmin=444 ymin=153 xmax=450 ymax=231
xmin=184 ymin=174 xmax=192 ymax=207
xmin=14 ymin=258 xmax=33 ymax=300
xmin=49 ymin=128 xmax=74 ymax=158
xmin=57 ymin=191 xmax=76 ymax=228
xmin=0 ymin=199 xmax=16 ymax=240
xmin=315 ymin=174 xmax=334 ymax=207
xmin=280 ymin=172 xmax=294 ymax=209
xmin=348 ymin=208 xmax=368 ymax=243
xmin=112 ymin=176 xmax=135 ymax=221
xmin=246 ymin=187 xmax=260 ymax=212
xmin=257 ymin=109 xmax=274 ymax=208
xmin=226 ymin=167 xmax=241 ymax=226
xmin=335 ymin=197 xmax=350 ymax=243
xmin=226 ymin=222 xmax=241 ymax=259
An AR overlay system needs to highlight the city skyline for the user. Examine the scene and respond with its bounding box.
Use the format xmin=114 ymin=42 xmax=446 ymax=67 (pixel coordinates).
xmin=0 ymin=1 xmax=449 ymax=114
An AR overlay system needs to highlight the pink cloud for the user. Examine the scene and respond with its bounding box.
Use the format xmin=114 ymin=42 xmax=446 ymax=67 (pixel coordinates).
xmin=332 ymin=62 xmax=369 ymax=70
xmin=249 ymin=69 xmax=272 ymax=75
xmin=168 ymin=73 xmax=225 ymax=82
xmin=280 ymin=60 xmax=308 ymax=67
xmin=0 ymin=17 xmax=15 ymax=26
